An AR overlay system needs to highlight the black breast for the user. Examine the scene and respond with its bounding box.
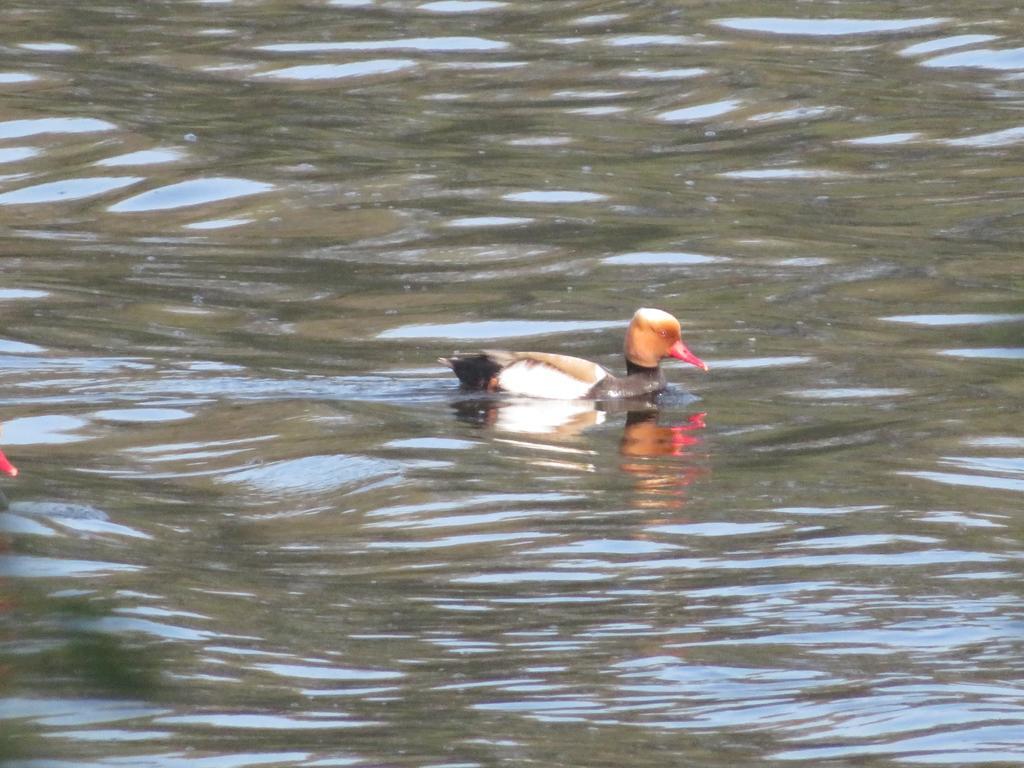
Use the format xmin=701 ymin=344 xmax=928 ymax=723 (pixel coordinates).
xmin=589 ymin=365 xmax=666 ymax=399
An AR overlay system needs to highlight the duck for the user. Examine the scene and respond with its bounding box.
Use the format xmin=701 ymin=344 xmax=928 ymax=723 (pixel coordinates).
xmin=440 ymin=307 xmax=707 ymax=400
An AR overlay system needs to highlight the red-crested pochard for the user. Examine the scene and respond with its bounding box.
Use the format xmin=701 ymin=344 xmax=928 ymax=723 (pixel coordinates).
xmin=440 ymin=307 xmax=707 ymax=399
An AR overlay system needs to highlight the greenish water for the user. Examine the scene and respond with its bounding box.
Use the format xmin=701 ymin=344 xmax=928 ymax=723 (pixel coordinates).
xmin=2 ymin=2 xmax=1023 ymax=766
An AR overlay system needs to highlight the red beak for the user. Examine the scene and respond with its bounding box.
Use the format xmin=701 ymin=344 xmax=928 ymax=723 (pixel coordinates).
xmin=0 ymin=449 xmax=17 ymax=478
xmin=668 ymin=340 xmax=709 ymax=372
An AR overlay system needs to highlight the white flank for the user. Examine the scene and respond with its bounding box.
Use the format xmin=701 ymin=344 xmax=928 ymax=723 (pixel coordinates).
xmin=497 ymin=360 xmax=605 ymax=399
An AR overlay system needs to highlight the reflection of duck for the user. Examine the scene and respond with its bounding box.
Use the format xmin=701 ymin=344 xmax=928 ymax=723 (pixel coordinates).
xmin=451 ymin=397 xmax=707 ymax=454
xmin=441 ymin=308 xmax=707 ymax=400
xmin=451 ymin=398 xmax=709 ymax=505
xmin=621 ymin=411 xmax=706 ymax=458
xmin=452 ymin=397 xmax=708 ymax=512
xmin=619 ymin=411 xmax=709 ymax=510
xmin=452 ymin=397 xmax=606 ymax=438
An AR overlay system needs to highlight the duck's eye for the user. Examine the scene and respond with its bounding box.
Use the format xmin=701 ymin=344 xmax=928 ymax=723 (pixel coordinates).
xmin=657 ymin=329 xmax=668 ymax=338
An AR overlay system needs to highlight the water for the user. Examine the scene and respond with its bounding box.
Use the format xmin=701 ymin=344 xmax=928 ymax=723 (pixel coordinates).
xmin=2 ymin=1 xmax=1023 ymax=765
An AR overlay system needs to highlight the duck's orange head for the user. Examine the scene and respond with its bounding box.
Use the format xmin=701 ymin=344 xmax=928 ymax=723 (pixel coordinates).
xmin=624 ymin=307 xmax=708 ymax=371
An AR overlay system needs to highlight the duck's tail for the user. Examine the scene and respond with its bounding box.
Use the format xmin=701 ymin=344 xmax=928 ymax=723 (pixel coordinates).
xmin=439 ymin=353 xmax=502 ymax=390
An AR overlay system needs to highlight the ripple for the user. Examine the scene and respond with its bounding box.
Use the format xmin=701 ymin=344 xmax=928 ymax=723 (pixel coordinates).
xmin=532 ymin=539 xmax=679 ymax=556
xmin=155 ymin=713 xmax=376 ymax=730
xmin=10 ymin=501 xmax=151 ymax=539
xmin=0 ymin=513 xmax=56 ymax=537
xmin=710 ymin=355 xmax=813 ymax=369
xmin=749 ymin=106 xmax=835 ymax=124
xmin=658 ymin=99 xmax=741 ymax=123
xmin=370 ymin=531 xmax=554 ymax=550
xmin=0 ymin=698 xmax=168 ymax=726
xmin=446 ymin=216 xmax=533 ymax=227
xmin=184 ymin=217 xmax=255 ymax=230
xmin=715 ymin=17 xmax=946 ymax=36
xmin=19 ymin=42 xmax=78 ymax=54
xmin=0 ymin=177 xmax=143 ymax=206
xmin=0 ymin=554 xmax=141 ymax=577
xmin=946 ymin=456 xmax=1024 ymax=477
xmin=720 ymin=168 xmax=844 ymax=180
xmin=923 ymin=47 xmax=1024 ymax=70
xmin=380 ymin=319 xmax=616 ymax=340
xmin=636 ymin=549 xmax=1001 ymax=572
xmin=921 ymin=510 xmax=1004 ymax=528
xmin=603 ymin=251 xmax=727 ymax=266
xmin=944 ymin=126 xmax=1024 ymax=148
xmin=2 ymin=415 xmax=90 ymax=445
xmin=0 ymin=353 xmax=151 ymax=374
xmin=93 ymin=408 xmax=194 ymax=423
xmin=565 ymin=105 xmax=618 ymax=115
xmin=623 ymin=67 xmax=708 ymax=80
xmin=90 ymin=615 xmax=212 ymax=641
xmin=221 ymin=454 xmax=402 ymax=495
xmin=117 ymin=606 xmax=209 ymax=621
xmin=900 ymin=34 xmax=999 ymax=57
xmin=258 ymin=36 xmax=508 ymax=53
xmin=606 ymin=35 xmax=704 ymax=47
xmin=775 ymin=257 xmax=831 ymax=266
xmin=0 ymin=146 xmax=40 ymax=163
xmin=254 ymin=59 xmax=416 ymax=81
xmin=107 ymin=177 xmax=273 ymax=212
xmin=574 ymin=13 xmax=626 ymax=25
xmin=650 ymin=522 xmax=785 ymax=537
xmin=566 ymin=106 xmax=627 ymax=116
xmin=0 ymin=288 xmax=48 ymax=299
xmin=773 ymin=504 xmax=886 ymax=517
xmin=775 ymin=723 xmax=1024 ymax=763
xmin=96 ymin=148 xmax=186 ymax=166
xmin=938 ymin=347 xmax=1024 ymax=360
xmin=455 ymin=570 xmax=610 ymax=584
xmin=474 ymin=696 xmax=599 ymax=714
xmin=419 ymin=1 xmax=506 ymax=11
xmin=48 ymin=516 xmax=151 ymax=540
xmin=967 ymin=437 xmax=1024 ymax=449
xmin=883 ymin=312 xmax=1024 ymax=326
xmin=901 ymin=471 xmax=1024 ymax=493
xmin=435 ymin=62 xmax=525 ymax=73
xmin=48 ymin=727 xmax=171 ymax=742
xmin=385 ymin=437 xmax=477 ymax=450
xmin=0 ymin=116 xmax=116 ymax=139
xmin=252 ymin=663 xmax=404 ymax=681
xmin=131 ymin=437 xmax=267 ymax=467
xmin=505 ymin=136 xmax=572 ymax=146
xmin=502 ymin=190 xmax=606 ymax=203
xmin=367 ymin=491 xmax=583 ymax=529
xmin=0 ymin=338 xmax=43 ymax=353
xmin=845 ymin=132 xmax=923 ymax=146
xmin=791 ymin=387 xmax=911 ymax=399
xmin=0 ymin=72 xmax=40 ymax=84
xmin=84 ymin=372 xmax=443 ymax=404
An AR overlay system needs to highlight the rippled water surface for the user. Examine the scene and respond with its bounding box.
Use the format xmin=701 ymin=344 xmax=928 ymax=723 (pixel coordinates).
xmin=2 ymin=1 xmax=1023 ymax=766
